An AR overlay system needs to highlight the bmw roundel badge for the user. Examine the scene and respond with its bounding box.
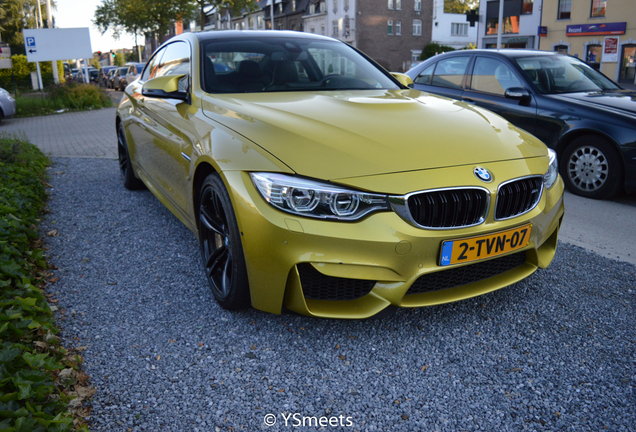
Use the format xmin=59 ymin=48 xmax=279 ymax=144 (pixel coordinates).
xmin=474 ymin=167 xmax=492 ymax=182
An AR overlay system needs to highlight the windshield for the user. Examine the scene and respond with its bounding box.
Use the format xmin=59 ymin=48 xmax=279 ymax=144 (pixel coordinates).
xmin=201 ymin=37 xmax=399 ymax=93
xmin=515 ymin=55 xmax=620 ymax=94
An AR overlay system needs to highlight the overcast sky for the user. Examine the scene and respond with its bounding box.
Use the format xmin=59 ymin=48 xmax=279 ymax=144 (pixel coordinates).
xmin=54 ymin=0 xmax=139 ymax=53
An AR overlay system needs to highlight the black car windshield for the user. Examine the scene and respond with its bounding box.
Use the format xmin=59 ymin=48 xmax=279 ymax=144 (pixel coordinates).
xmin=201 ymin=37 xmax=400 ymax=93
xmin=515 ymin=55 xmax=620 ymax=94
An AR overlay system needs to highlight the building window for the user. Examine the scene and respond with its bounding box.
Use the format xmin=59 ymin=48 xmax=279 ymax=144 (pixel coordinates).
xmin=413 ymin=19 xmax=422 ymax=36
xmin=523 ymin=0 xmax=533 ymax=14
xmin=344 ymin=0 xmax=349 ymax=11
xmin=591 ymin=0 xmax=606 ymax=17
xmin=309 ymin=3 xmax=315 ymax=14
xmin=333 ymin=20 xmax=339 ymax=37
xmin=414 ymin=0 xmax=421 ymax=11
xmin=558 ymin=0 xmax=571 ymax=20
xmin=278 ymin=3 xmax=283 ymax=13
xmin=451 ymin=22 xmax=468 ymax=36
xmin=248 ymin=17 xmax=254 ymax=28
xmin=310 ymin=27 xmax=315 ymax=33
xmin=320 ymin=1 xmax=326 ymax=12
xmin=388 ymin=0 xmax=394 ymax=10
xmin=554 ymin=44 xmax=568 ymax=54
xmin=292 ymin=0 xmax=296 ymax=12
xmin=333 ymin=0 xmax=337 ymax=12
xmin=388 ymin=19 xmax=394 ymax=35
xmin=396 ymin=20 xmax=402 ymax=35
xmin=321 ymin=25 xmax=325 ymax=35
xmin=396 ymin=0 xmax=402 ymax=10
xmin=486 ymin=16 xmax=519 ymax=35
xmin=257 ymin=16 xmax=263 ymax=28
xmin=411 ymin=50 xmax=422 ymax=63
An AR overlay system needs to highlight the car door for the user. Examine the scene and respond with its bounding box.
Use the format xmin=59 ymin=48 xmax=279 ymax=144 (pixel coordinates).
xmin=411 ymin=55 xmax=472 ymax=101
xmin=461 ymin=56 xmax=538 ymax=137
xmin=135 ymin=41 xmax=193 ymax=213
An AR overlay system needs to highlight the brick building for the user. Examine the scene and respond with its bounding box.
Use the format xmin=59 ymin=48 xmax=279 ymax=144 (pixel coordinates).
xmin=357 ymin=0 xmax=433 ymax=72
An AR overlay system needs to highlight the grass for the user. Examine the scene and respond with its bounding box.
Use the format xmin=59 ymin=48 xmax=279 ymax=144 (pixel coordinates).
xmin=0 ymin=135 xmax=90 ymax=431
xmin=15 ymin=82 xmax=112 ymax=118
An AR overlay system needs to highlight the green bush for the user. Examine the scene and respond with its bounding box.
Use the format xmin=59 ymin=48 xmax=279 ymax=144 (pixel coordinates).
xmin=420 ymin=43 xmax=456 ymax=61
xmin=0 ymin=136 xmax=86 ymax=431
xmin=0 ymin=55 xmax=65 ymax=93
xmin=16 ymin=82 xmax=112 ymax=118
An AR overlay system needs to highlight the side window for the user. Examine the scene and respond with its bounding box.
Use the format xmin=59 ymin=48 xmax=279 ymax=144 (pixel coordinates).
xmin=156 ymin=42 xmax=191 ymax=79
xmin=471 ymin=57 xmax=522 ymax=96
xmin=414 ymin=63 xmax=435 ymax=84
xmin=431 ymin=56 xmax=469 ymax=89
xmin=141 ymin=48 xmax=164 ymax=82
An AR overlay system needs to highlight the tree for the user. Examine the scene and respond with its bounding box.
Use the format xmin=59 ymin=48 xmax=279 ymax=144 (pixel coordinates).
xmin=0 ymin=0 xmax=57 ymax=54
xmin=94 ymin=0 xmax=195 ymax=48
xmin=114 ymin=52 xmax=124 ymax=66
xmin=443 ymin=0 xmax=477 ymax=14
xmin=193 ymin=0 xmax=257 ymax=31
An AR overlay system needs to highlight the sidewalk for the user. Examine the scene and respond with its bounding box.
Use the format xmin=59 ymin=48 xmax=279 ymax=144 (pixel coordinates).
xmin=1 ymin=107 xmax=117 ymax=159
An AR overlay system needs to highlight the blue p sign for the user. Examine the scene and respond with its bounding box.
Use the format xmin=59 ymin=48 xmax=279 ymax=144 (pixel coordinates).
xmin=26 ymin=37 xmax=36 ymax=47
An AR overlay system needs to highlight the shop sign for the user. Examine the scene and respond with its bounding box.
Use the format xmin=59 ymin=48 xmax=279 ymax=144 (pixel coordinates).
xmin=566 ymin=22 xmax=626 ymax=37
xmin=602 ymin=36 xmax=619 ymax=63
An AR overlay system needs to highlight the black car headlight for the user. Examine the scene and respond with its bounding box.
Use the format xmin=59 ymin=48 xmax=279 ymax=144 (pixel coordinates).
xmin=250 ymin=173 xmax=390 ymax=221
xmin=543 ymin=148 xmax=558 ymax=189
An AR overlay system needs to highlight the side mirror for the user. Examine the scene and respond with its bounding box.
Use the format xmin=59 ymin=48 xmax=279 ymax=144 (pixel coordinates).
xmin=391 ymin=72 xmax=414 ymax=88
xmin=142 ymin=74 xmax=189 ymax=102
xmin=505 ymin=87 xmax=531 ymax=104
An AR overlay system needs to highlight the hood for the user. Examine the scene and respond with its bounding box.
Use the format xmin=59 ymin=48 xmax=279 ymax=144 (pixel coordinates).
xmin=201 ymin=89 xmax=547 ymax=180
xmin=548 ymin=89 xmax=636 ymax=115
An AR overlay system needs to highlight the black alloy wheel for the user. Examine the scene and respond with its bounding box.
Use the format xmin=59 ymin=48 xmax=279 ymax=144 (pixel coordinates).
xmin=198 ymin=174 xmax=250 ymax=310
xmin=117 ymin=122 xmax=144 ymax=190
xmin=560 ymin=136 xmax=623 ymax=199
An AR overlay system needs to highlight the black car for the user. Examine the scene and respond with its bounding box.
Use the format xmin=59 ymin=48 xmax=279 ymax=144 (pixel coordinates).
xmin=405 ymin=49 xmax=636 ymax=199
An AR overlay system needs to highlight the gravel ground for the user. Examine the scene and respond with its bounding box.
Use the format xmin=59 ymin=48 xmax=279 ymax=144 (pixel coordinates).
xmin=43 ymin=158 xmax=636 ymax=432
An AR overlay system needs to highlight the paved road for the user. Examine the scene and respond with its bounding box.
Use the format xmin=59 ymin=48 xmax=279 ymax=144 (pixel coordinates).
xmin=3 ymin=106 xmax=635 ymax=264
xmin=1 ymin=91 xmax=121 ymax=159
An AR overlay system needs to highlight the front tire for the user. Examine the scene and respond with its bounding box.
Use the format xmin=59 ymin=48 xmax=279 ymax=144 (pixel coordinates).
xmin=198 ymin=174 xmax=251 ymax=310
xmin=117 ymin=122 xmax=144 ymax=190
xmin=560 ymin=136 xmax=623 ymax=199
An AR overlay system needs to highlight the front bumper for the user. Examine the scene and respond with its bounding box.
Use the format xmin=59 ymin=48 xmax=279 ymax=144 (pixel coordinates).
xmin=224 ymin=159 xmax=565 ymax=319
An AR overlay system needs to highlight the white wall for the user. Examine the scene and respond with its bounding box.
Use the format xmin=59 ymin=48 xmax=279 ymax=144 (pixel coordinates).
xmin=477 ymin=0 xmax=543 ymax=49
xmin=432 ymin=0 xmax=478 ymax=48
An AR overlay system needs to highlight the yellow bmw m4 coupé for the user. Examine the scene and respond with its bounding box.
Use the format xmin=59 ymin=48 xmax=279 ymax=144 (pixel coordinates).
xmin=116 ymin=31 xmax=564 ymax=319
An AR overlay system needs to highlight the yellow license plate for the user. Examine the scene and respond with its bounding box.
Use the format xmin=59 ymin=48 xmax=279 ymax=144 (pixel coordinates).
xmin=439 ymin=224 xmax=532 ymax=266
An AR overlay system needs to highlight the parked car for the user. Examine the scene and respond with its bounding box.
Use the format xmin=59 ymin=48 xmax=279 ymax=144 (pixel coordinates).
xmin=111 ymin=67 xmax=129 ymax=90
xmin=405 ymin=50 xmax=636 ymax=199
xmin=0 ymin=87 xmax=16 ymax=123
xmin=116 ymin=31 xmax=564 ymax=318
xmin=88 ymin=69 xmax=99 ymax=84
xmin=106 ymin=68 xmax=118 ymax=88
xmin=120 ymin=63 xmax=146 ymax=90
xmin=99 ymin=66 xmax=118 ymax=87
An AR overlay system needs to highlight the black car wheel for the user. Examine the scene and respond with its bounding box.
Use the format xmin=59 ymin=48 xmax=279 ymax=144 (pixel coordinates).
xmin=560 ymin=136 xmax=623 ymax=199
xmin=198 ymin=174 xmax=251 ymax=310
xmin=117 ymin=122 xmax=145 ymax=190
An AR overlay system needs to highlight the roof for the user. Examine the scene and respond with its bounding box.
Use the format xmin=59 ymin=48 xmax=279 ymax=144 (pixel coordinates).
xmin=192 ymin=29 xmax=336 ymax=43
xmin=439 ymin=49 xmax=561 ymax=58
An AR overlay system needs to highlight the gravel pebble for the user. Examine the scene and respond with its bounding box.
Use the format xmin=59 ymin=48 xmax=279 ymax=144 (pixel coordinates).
xmin=43 ymin=158 xmax=636 ymax=431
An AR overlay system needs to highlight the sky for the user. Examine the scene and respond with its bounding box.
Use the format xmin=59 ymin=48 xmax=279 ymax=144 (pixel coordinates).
xmin=54 ymin=0 xmax=140 ymax=53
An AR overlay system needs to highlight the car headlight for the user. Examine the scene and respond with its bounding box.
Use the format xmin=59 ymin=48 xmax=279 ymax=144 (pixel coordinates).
xmin=250 ymin=173 xmax=390 ymax=221
xmin=543 ymin=148 xmax=558 ymax=189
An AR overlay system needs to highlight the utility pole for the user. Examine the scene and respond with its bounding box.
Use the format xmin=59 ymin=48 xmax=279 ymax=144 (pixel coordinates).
xmin=271 ymin=0 xmax=274 ymax=30
xmin=37 ymin=0 xmax=44 ymax=29
xmin=496 ymin=0 xmax=504 ymax=49
xmin=45 ymin=0 xmax=60 ymax=84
